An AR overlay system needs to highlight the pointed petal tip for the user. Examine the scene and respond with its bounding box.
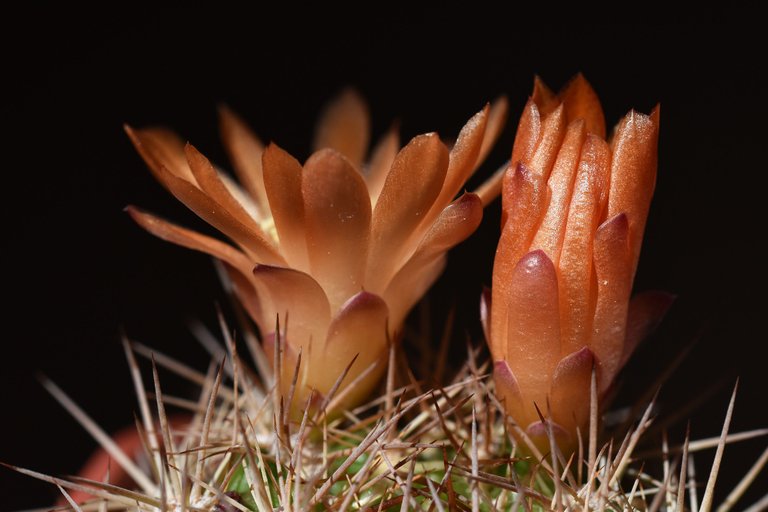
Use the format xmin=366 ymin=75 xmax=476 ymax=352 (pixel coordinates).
xmin=513 ymin=161 xmax=532 ymax=180
xmin=598 ymin=212 xmax=629 ymax=231
xmin=520 ymin=248 xmax=555 ymax=271
xmin=124 ymin=204 xmax=151 ymax=223
xmin=493 ymin=360 xmax=519 ymax=392
xmin=124 ymin=204 xmax=157 ymax=226
xmin=183 ymin=142 xmax=205 ymax=162
xmin=554 ymin=346 xmax=595 ymax=376
xmin=339 ymin=290 xmax=387 ymax=312
xmin=640 ymin=290 xmax=677 ymax=313
xmin=306 ymin=146 xmax=347 ymax=166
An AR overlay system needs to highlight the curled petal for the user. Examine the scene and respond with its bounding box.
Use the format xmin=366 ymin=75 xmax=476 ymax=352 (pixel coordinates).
xmin=367 ymin=133 xmax=448 ymax=292
xmin=313 ymin=88 xmax=370 ymax=170
xmin=125 ymin=125 xmax=196 ymax=184
xmin=550 ymin=347 xmax=595 ymax=436
xmin=262 ymin=143 xmax=308 ymax=269
xmin=559 ymin=134 xmax=611 ymax=354
xmin=316 ymin=292 xmax=389 ymax=401
xmin=302 ymin=149 xmax=371 ymax=310
xmin=252 ymin=265 xmax=331 ymax=356
xmin=502 ymin=250 xmax=561 ymax=405
xmin=530 ymin=119 xmax=586 ymax=263
xmin=558 ymin=74 xmax=606 ymax=138
xmin=185 ymin=144 xmax=267 ymax=237
xmin=591 ymin=213 xmax=631 ymax=389
xmin=621 ymin=291 xmax=676 ymax=368
xmin=607 ymin=107 xmax=660 ymax=276
xmin=218 ymin=105 xmax=269 ymax=213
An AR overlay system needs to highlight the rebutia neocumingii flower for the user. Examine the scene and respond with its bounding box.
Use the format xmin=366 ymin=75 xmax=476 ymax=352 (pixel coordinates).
xmin=483 ymin=75 xmax=673 ymax=449
xmin=126 ymin=90 xmax=507 ymax=415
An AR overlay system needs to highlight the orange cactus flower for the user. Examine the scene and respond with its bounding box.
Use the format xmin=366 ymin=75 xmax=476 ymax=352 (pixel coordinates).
xmin=483 ymin=75 xmax=672 ymax=450
xmin=126 ymin=90 xmax=507 ymax=415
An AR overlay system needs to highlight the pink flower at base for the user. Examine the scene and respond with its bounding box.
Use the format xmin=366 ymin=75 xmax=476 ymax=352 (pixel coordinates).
xmin=483 ymin=75 xmax=673 ymax=451
xmin=126 ymin=91 xmax=507 ymax=417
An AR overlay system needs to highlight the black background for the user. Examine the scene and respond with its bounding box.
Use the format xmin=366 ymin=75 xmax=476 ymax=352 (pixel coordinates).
xmin=2 ymin=7 xmax=767 ymax=510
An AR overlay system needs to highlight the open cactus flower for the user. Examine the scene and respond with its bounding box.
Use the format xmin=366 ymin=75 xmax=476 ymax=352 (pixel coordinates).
xmin=484 ymin=75 xmax=674 ymax=450
xmin=10 ymin=78 xmax=767 ymax=512
xmin=125 ymin=90 xmax=508 ymax=416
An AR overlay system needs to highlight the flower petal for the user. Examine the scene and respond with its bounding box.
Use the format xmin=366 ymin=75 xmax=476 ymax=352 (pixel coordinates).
xmin=477 ymin=96 xmax=509 ymax=166
xmin=385 ymin=193 xmax=482 ymax=326
xmin=126 ymin=206 xmax=255 ymax=280
xmin=313 ymin=88 xmax=370 ymax=170
xmin=317 ymin=292 xmax=389 ymax=399
xmin=261 ymin=143 xmax=308 ymax=270
xmin=503 ymin=250 xmax=561 ymax=404
xmin=530 ymin=119 xmax=586 ymax=263
xmin=558 ymin=73 xmax=606 ymax=138
xmin=220 ymin=262 xmax=268 ymax=333
xmin=591 ymin=213 xmax=631 ymax=389
xmin=559 ymin=134 xmax=611 ymax=355
xmin=366 ymin=124 xmax=400 ymax=206
xmin=468 ymin=97 xmax=510 ymax=207
xmin=510 ymin=99 xmax=541 ymax=173
xmin=525 ymin=103 xmax=566 ymax=182
xmin=185 ymin=144 xmax=268 ymax=237
xmin=302 ymin=149 xmax=371 ymax=310
xmin=621 ymin=291 xmax=675 ymax=368
xmin=431 ymin=105 xmax=489 ymax=214
xmin=606 ymin=107 xmax=660 ymax=277
xmin=367 ymin=133 xmax=449 ymax=292
xmin=125 ymin=125 xmax=196 ymax=184
xmin=218 ymin=105 xmax=269 ymax=213
xmin=491 ymin=164 xmax=547 ymax=350
xmin=252 ymin=265 xmax=331 ymax=355
xmin=550 ymin=347 xmax=594 ymax=434
xmin=493 ymin=360 xmax=526 ymax=421
xmin=128 ymin=139 xmax=284 ymax=265
xmin=531 ymin=75 xmax=558 ymax=117
xmin=413 ymin=192 xmax=483 ymax=258
xmin=382 ymin=254 xmax=446 ymax=329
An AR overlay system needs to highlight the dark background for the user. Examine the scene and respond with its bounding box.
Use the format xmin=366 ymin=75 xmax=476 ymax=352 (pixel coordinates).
xmin=3 ymin=8 xmax=766 ymax=510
